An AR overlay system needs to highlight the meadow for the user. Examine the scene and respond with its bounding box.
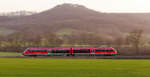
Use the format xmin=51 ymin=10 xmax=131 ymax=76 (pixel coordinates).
xmin=0 ymin=52 xmax=22 ymax=56
xmin=0 ymin=58 xmax=150 ymax=77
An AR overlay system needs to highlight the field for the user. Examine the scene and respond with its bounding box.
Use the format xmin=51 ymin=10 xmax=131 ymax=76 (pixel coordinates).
xmin=0 ymin=58 xmax=150 ymax=77
xmin=0 ymin=52 xmax=22 ymax=56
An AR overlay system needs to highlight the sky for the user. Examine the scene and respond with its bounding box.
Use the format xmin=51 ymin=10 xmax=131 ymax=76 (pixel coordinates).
xmin=1 ymin=0 xmax=150 ymax=13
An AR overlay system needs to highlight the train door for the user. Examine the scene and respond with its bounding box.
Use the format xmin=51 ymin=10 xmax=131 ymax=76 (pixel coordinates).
xmin=48 ymin=48 xmax=51 ymax=56
xmin=91 ymin=48 xmax=95 ymax=56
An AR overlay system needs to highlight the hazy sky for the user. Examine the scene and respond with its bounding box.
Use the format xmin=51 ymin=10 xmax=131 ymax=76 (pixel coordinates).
xmin=1 ymin=0 xmax=150 ymax=13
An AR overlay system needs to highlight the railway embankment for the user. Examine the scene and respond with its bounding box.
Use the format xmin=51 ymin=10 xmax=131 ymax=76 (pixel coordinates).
xmin=1 ymin=56 xmax=150 ymax=59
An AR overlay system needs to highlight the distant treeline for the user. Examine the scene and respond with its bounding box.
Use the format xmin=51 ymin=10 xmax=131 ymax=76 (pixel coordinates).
xmin=0 ymin=11 xmax=36 ymax=16
xmin=0 ymin=29 xmax=150 ymax=56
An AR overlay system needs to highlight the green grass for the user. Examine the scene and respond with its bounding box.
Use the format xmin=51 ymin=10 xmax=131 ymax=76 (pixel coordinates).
xmin=0 ymin=58 xmax=150 ymax=77
xmin=0 ymin=52 xmax=22 ymax=56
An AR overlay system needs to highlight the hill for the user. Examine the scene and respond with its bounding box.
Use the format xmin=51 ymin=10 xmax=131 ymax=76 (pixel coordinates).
xmin=0 ymin=3 xmax=150 ymax=39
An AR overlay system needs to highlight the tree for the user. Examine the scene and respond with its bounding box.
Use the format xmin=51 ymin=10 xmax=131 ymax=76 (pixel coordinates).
xmin=126 ymin=29 xmax=144 ymax=55
xmin=66 ymin=31 xmax=112 ymax=47
xmin=39 ymin=33 xmax=63 ymax=47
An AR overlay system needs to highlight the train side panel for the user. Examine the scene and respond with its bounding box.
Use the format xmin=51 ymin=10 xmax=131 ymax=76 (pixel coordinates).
xmin=72 ymin=48 xmax=92 ymax=56
xmin=51 ymin=48 xmax=71 ymax=56
xmin=94 ymin=48 xmax=118 ymax=56
xmin=23 ymin=48 xmax=50 ymax=56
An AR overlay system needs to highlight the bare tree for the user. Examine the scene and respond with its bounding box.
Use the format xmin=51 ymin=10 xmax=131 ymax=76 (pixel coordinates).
xmin=66 ymin=31 xmax=112 ymax=47
xmin=126 ymin=29 xmax=144 ymax=55
xmin=39 ymin=33 xmax=63 ymax=47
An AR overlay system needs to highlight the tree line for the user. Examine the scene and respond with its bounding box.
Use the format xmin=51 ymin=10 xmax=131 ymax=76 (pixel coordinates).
xmin=0 ymin=29 xmax=149 ymax=55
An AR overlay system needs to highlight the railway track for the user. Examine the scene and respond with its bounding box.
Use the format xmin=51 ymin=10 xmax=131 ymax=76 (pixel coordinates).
xmin=1 ymin=56 xmax=150 ymax=59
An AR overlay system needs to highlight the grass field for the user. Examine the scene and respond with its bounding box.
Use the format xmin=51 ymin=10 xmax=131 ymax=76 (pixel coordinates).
xmin=0 ymin=58 xmax=150 ymax=77
xmin=0 ymin=52 xmax=22 ymax=56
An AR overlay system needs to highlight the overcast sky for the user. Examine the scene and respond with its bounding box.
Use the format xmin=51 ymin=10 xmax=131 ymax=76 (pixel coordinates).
xmin=1 ymin=0 xmax=150 ymax=13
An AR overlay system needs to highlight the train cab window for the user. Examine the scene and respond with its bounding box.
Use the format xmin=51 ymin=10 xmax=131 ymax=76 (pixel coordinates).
xmin=52 ymin=49 xmax=70 ymax=53
xmin=73 ymin=49 xmax=90 ymax=53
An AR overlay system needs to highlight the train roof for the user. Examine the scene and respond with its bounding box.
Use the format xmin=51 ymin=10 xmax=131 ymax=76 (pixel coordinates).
xmin=26 ymin=47 xmax=113 ymax=49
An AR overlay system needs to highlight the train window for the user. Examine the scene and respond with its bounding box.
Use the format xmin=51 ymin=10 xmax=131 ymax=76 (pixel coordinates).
xmin=28 ymin=49 xmax=47 ymax=52
xmin=52 ymin=49 xmax=70 ymax=53
xmin=95 ymin=49 xmax=105 ymax=51
xmin=73 ymin=49 xmax=90 ymax=53
xmin=95 ymin=49 xmax=113 ymax=52
xmin=106 ymin=49 xmax=113 ymax=51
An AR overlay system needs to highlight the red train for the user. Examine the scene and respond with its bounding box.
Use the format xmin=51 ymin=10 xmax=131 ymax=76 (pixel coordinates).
xmin=23 ymin=47 xmax=118 ymax=56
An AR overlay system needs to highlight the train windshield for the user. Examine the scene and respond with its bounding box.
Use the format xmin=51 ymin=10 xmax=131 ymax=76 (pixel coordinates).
xmin=52 ymin=49 xmax=70 ymax=53
xmin=73 ymin=49 xmax=90 ymax=53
